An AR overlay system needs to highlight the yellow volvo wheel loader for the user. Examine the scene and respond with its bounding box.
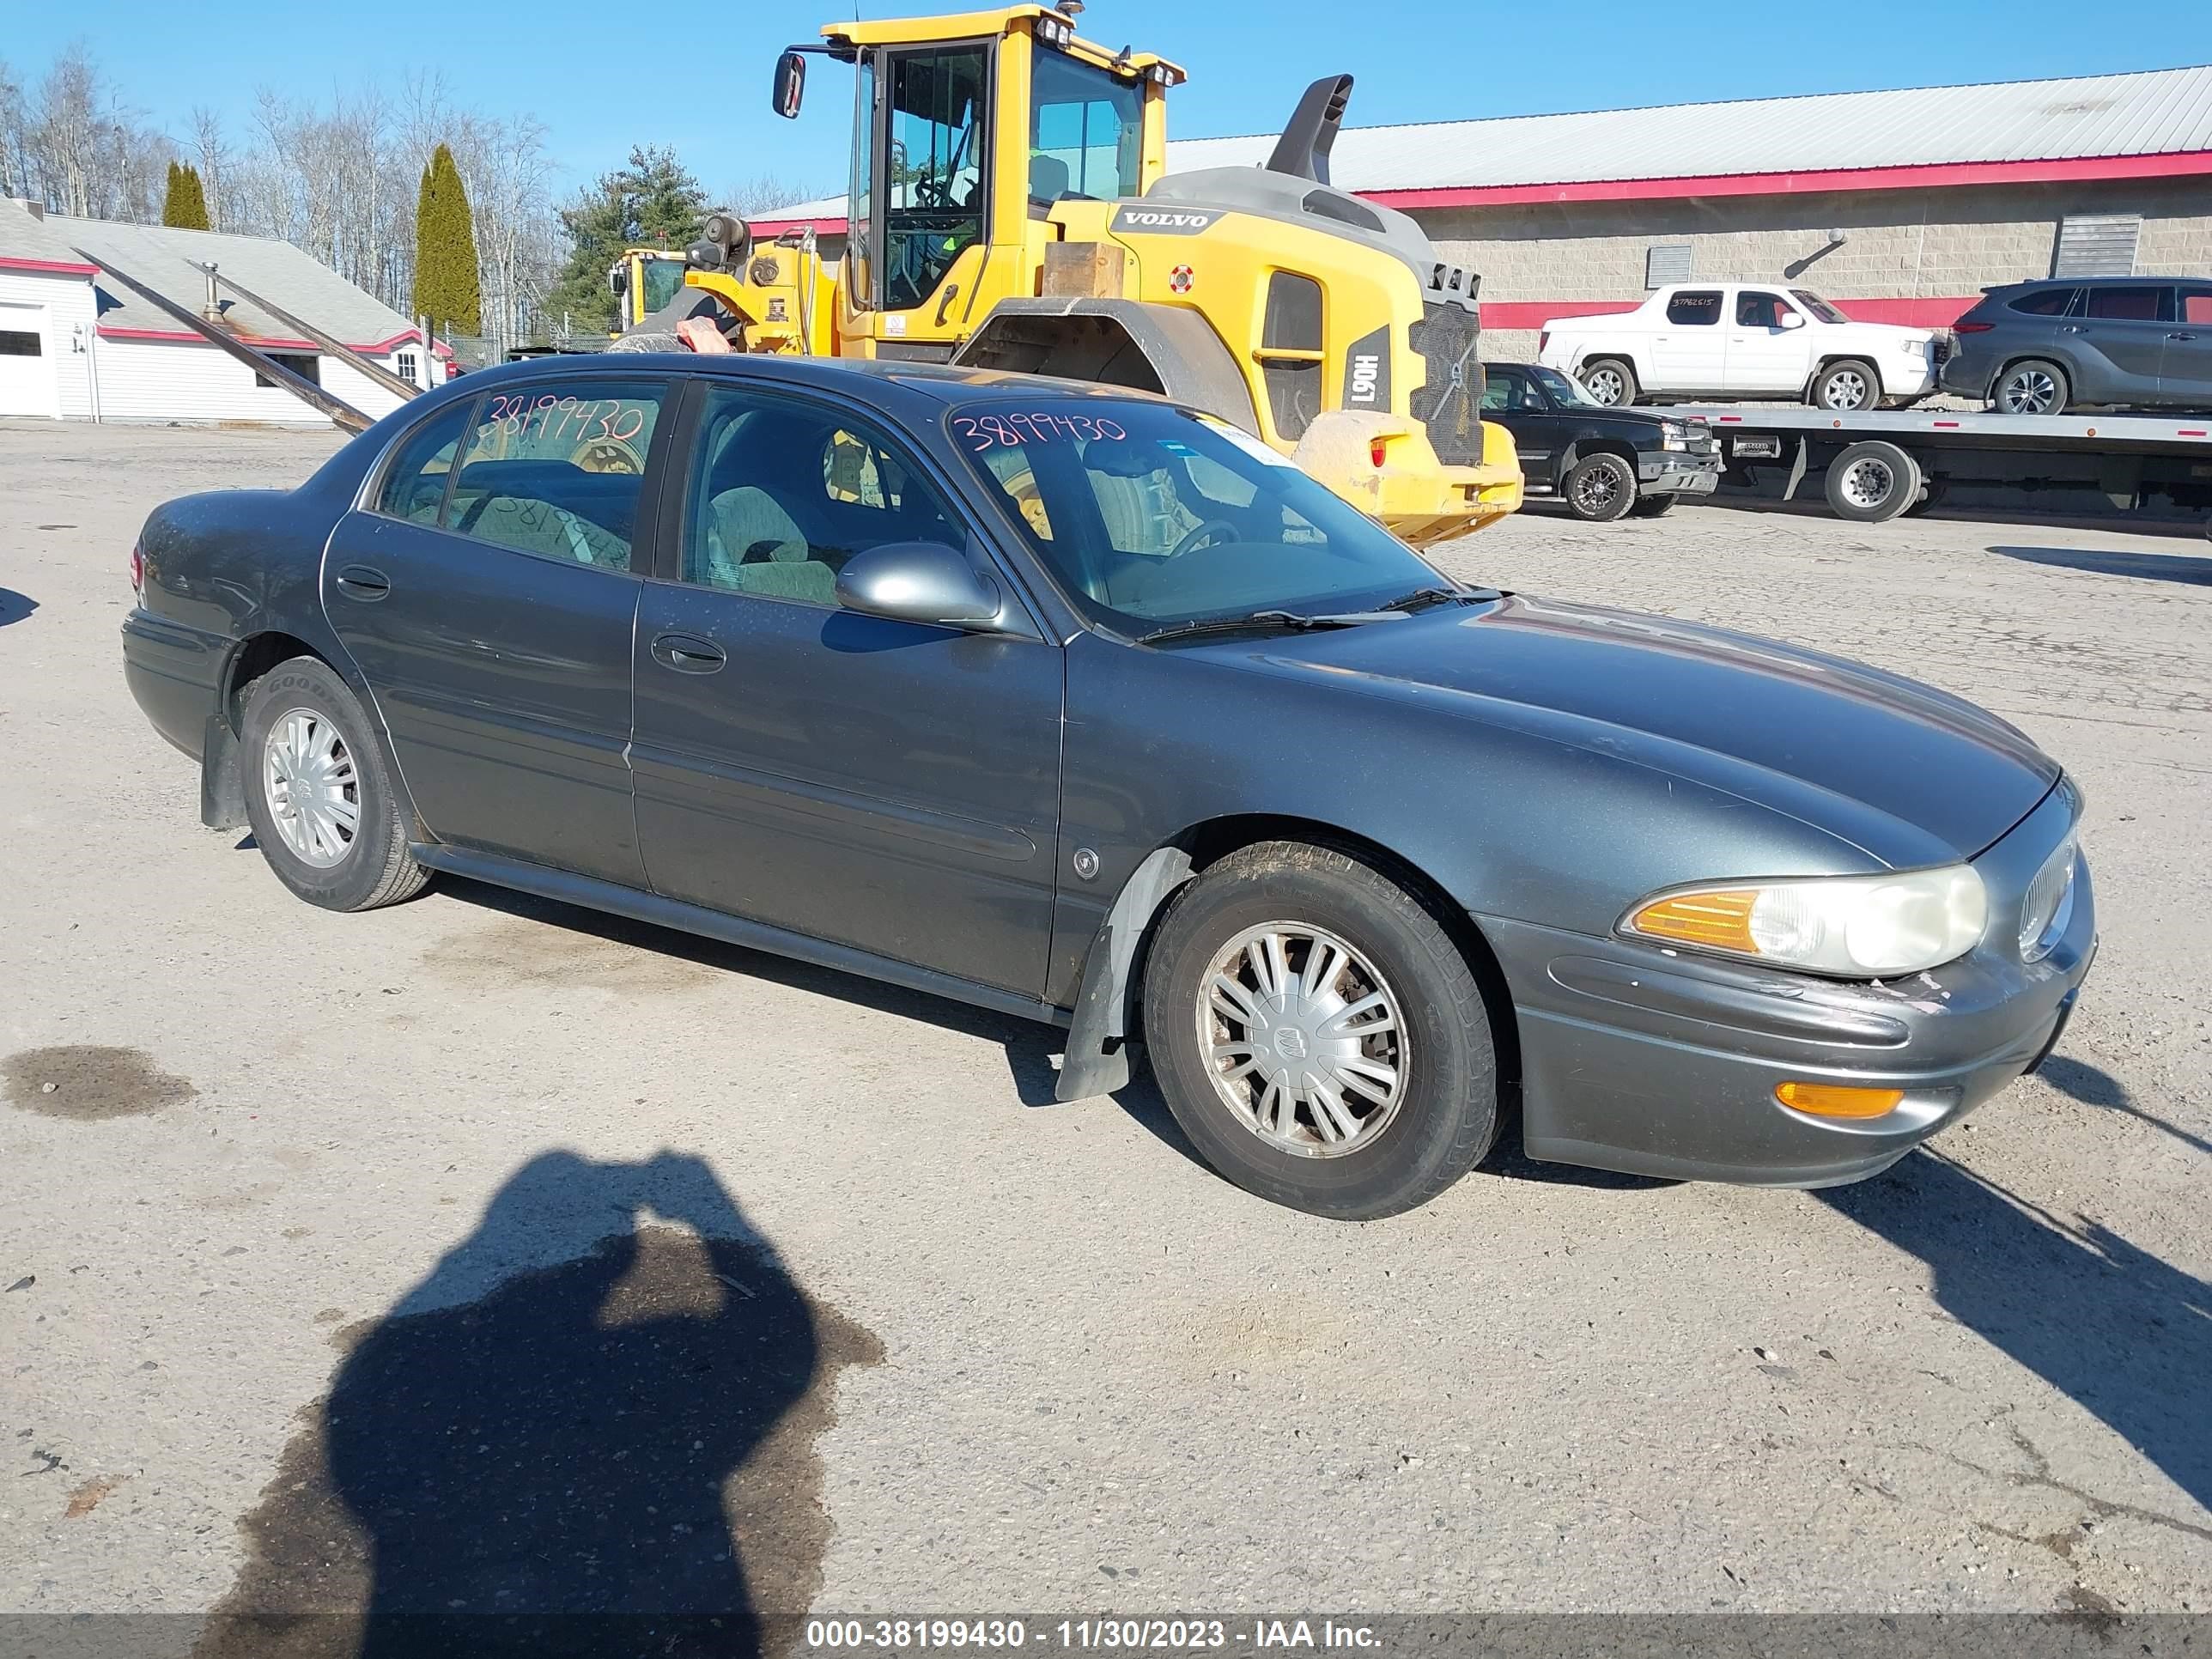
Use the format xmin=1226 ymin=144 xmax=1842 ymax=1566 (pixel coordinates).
xmin=654 ymin=3 xmax=1520 ymax=544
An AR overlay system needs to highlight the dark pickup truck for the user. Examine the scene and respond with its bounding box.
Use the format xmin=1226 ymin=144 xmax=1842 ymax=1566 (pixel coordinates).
xmin=1480 ymin=362 xmax=1722 ymax=521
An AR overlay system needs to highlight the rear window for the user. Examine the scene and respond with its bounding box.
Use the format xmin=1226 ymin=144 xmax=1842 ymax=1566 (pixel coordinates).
xmin=1664 ymin=290 xmax=1722 ymax=326
xmin=2083 ymin=286 xmax=2168 ymax=322
xmin=2007 ymin=287 xmax=2079 ymax=317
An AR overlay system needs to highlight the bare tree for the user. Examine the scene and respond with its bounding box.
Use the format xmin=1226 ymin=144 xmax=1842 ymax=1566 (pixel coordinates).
xmin=0 ymin=59 xmax=33 ymax=202
xmin=721 ymin=173 xmax=836 ymax=217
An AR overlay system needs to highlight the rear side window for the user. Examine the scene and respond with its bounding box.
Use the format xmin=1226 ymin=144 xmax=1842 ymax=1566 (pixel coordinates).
xmin=2083 ymin=286 xmax=2169 ymax=322
xmin=375 ymin=400 xmax=472 ymax=524
xmin=445 ymin=382 xmax=668 ymax=571
xmin=2007 ymin=287 xmax=2079 ymax=317
xmin=1665 ymin=290 xmax=1722 ymax=326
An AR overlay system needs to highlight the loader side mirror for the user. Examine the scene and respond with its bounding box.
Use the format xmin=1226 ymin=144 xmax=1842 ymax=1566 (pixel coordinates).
xmin=773 ymin=52 xmax=807 ymax=119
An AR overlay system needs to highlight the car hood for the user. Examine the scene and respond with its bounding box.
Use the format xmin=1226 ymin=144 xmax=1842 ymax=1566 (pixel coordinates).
xmin=1832 ymin=319 xmax=1935 ymax=346
xmin=1198 ymin=595 xmax=2057 ymax=863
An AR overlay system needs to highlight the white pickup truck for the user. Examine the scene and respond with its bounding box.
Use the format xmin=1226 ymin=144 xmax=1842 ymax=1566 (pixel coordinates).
xmin=1536 ymin=284 xmax=1945 ymax=412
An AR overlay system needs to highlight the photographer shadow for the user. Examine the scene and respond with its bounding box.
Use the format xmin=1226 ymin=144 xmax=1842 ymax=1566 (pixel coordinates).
xmin=198 ymin=1149 xmax=880 ymax=1659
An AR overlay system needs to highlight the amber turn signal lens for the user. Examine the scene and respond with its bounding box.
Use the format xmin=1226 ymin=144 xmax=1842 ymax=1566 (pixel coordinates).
xmin=1775 ymin=1081 xmax=1905 ymax=1119
xmin=1630 ymin=889 xmax=1758 ymax=952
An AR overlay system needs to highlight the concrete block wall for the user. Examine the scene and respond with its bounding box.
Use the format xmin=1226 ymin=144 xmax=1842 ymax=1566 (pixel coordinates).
xmin=1424 ymin=179 xmax=2212 ymax=362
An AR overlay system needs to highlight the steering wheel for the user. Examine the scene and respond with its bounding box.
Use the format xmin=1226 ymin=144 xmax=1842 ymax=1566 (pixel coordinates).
xmin=1169 ymin=519 xmax=1241 ymax=559
xmin=913 ymin=172 xmax=952 ymax=208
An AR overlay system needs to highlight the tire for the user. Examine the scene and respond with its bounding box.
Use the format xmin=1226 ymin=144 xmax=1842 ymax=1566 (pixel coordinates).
xmin=1991 ymin=359 xmax=2069 ymax=416
xmin=1809 ymin=359 xmax=1880 ymax=411
xmin=1822 ymin=441 xmax=1923 ymax=524
xmin=239 ymin=656 xmax=428 ymax=912
xmin=1903 ymin=476 xmax=1948 ymax=518
xmin=1560 ymin=452 xmax=1638 ymax=522
xmin=1626 ymin=493 xmax=1678 ymax=519
xmin=1577 ymin=357 xmax=1638 ymax=408
xmin=1139 ymin=842 xmax=1498 ymax=1220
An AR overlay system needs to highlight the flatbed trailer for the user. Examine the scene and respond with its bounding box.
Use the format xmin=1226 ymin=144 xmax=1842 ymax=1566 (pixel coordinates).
xmin=1670 ymin=404 xmax=2212 ymax=524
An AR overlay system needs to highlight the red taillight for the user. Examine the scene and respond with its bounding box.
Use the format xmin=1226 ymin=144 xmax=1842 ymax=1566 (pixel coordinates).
xmin=1952 ymin=321 xmax=1995 ymax=334
xmin=1370 ymin=437 xmax=1389 ymax=468
xmin=129 ymin=544 xmax=143 ymax=593
xmin=1538 ymin=330 xmax=1550 ymax=354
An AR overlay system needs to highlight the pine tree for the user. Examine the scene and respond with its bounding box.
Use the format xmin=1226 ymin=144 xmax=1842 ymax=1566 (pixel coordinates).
xmin=549 ymin=145 xmax=707 ymax=334
xmin=179 ymin=163 xmax=210 ymax=230
xmin=412 ymin=142 xmax=482 ymax=335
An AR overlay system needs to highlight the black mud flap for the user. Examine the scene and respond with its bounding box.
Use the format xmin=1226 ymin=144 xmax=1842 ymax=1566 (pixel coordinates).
xmin=200 ymin=714 xmax=247 ymax=830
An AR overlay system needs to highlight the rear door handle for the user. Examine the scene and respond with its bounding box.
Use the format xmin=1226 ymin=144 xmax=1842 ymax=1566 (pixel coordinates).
xmin=651 ymin=632 xmax=726 ymax=673
xmin=2168 ymin=331 xmax=2198 ymax=341
xmin=333 ymin=564 xmax=391 ymax=601
xmin=2058 ymin=325 xmax=2085 ymax=334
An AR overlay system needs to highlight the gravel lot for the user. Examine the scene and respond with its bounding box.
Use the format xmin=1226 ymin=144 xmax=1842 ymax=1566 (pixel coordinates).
xmin=2 ymin=419 xmax=2208 ymax=1641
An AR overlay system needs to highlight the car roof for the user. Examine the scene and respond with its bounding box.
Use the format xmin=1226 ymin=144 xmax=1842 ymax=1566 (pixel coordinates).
xmin=1990 ymin=275 xmax=2195 ymax=289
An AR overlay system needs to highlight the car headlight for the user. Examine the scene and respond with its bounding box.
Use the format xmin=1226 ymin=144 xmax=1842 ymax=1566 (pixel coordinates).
xmin=1622 ymin=866 xmax=1988 ymax=977
xmin=2017 ymin=835 xmax=2077 ymax=963
xmin=1661 ymin=421 xmax=1689 ymax=451
xmin=1901 ymin=338 xmax=1927 ymax=355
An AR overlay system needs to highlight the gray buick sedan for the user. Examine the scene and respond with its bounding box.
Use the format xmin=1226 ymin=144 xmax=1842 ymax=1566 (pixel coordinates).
xmin=123 ymin=356 xmax=2094 ymax=1218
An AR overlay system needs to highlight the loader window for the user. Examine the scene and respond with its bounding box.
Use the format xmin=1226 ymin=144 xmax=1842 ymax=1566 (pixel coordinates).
xmin=882 ymin=45 xmax=989 ymax=312
xmin=1030 ymin=51 xmax=1142 ymax=211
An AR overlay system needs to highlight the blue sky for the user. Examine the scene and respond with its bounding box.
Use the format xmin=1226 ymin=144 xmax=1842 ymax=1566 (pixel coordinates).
xmin=22 ymin=0 xmax=2212 ymax=206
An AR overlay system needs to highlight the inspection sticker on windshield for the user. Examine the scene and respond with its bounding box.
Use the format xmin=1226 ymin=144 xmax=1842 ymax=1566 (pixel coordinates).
xmin=1197 ymin=415 xmax=1299 ymax=467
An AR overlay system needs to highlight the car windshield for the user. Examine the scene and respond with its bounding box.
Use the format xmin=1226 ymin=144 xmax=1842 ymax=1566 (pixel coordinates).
xmin=1528 ymin=365 xmax=1601 ymax=407
xmin=947 ymin=398 xmax=1444 ymax=633
xmin=1790 ymin=289 xmax=1850 ymax=325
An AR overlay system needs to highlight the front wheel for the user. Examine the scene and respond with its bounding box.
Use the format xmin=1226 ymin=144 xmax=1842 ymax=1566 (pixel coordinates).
xmin=1561 ymin=453 xmax=1638 ymax=522
xmin=1140 ymin=842 xmax=1498 ymax=1219
xmin=1810 ymin=359 xmax=1880 ymax=411
xmin=240 ymin=656 xmax=428 ymax=912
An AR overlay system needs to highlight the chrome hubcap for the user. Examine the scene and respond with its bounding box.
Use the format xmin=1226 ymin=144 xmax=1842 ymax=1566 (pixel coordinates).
xmin=2002 ymin=370 xmax=2057 ymax=413
xmin=1583 ymin=367 xmax=1625 ymax=404
xmin=1197 ymin=922 xmax=1408 ymax=1158
xmin=1838 ymin=457 xmax=1896 ymax=509
xmin=263 ymin=708 xmax=359 ymax=867
xmin=1823 ymin=370 xmax=1869 ymax=410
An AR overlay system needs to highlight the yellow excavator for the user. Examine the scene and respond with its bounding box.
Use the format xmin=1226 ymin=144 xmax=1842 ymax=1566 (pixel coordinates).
xmin=607 ymin=248 xmax=698 ymax=334
xmin=643 ymin=3 xmax=1520 ymax=544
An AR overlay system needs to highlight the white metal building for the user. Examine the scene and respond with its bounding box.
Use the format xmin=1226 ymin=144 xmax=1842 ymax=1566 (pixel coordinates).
xmin=0 ymin=198 xmax=448 ymax=425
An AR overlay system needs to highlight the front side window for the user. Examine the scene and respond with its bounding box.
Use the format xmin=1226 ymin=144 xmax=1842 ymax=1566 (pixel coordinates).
xmin=1735 ymin=290 xmax=1794 ymax=330
xmin=683 ymin=386 xmax=966 ymax=606
xmin=1029 ymin=49 xmax=1141 ymax=210
xmin=1529 ymin=365 xmax=1599 ymax=407
xmin=950 ymin=398 xmax=1440 ymax=632
xmin=639 ymin=258 xmax=688 ymax=316
xmin=882 ymin=45 xmax=989 ymax=312
xmin=2182 ymin=288 xmax=2212 ymax=325
xmin=440 ymin=380 xmax=667 ymax=570
xmin=2084 ymin=286 xmax=2169 ymax=322
xmin=1665 ymin=290 xmax=1722 ymax=326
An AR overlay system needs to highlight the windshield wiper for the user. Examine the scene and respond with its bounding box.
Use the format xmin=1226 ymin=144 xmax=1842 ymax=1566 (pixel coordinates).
xmin=1136 ymin=609 xmax=1406 ymax=646
xmin=1371 ymin=585 xmax=1500 ymax=614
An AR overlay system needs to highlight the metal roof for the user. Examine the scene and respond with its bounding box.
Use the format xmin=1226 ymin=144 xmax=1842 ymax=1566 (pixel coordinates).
xmin=752 ymin=62 xmax=2212 ymax=222
xmin=0 ymin=208 xmax=426 ymax=348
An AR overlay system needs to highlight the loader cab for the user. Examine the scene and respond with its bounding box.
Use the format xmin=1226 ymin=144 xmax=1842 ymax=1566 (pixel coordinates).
xmin=779 ymin=4 xmax=1179 ymax=358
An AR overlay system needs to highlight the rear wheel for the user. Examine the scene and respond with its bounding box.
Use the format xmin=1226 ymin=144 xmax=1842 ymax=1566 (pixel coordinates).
xmin=1627 ymin=493 xmax=1678 ymax=519
xmin=240 ymin=657 xmax=428 ymax=912
xmin=1810 ymin=359 xmax=1880 ymax=411
xmin=1140 ymin=842 xmax=1498 ymax=1220
xmin=1823 ymin=441 xmax=1923 ymax=524
xmin=1561 ymin=453 xmax=1638 ymax=522
xmin=1578 ymin=357 xmax=1637 ymax=407
xmin=1993 ymin=359 xmax=2069 ymax=416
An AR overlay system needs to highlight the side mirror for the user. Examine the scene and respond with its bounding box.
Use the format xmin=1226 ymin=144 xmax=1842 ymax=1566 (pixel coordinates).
xmin=1778 ymin=311 xmax=1806 ymax=330
xmin=772 ymin=51 xmax=807 ymax=119
xmin=836 ymin=541 xmax=1002 ymax=626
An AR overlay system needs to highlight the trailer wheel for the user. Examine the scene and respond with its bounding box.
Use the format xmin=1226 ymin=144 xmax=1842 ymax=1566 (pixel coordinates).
xmin=1578 ymin=358 xmax=1638 ymax=408
xmin=1810 ymin=360 xmax=1880 ymax=411
xmin=1903 ymin=477 xmax=1948 ymax=518
xmin=1824 ymin=441 xmax=1923 ymax=523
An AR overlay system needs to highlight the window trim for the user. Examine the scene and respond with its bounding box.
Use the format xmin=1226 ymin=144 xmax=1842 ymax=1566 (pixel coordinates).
xmin=651 ymin=374 xmax=1049 ymax=641
xmin=866 ymin=35 xmax=997 ymax=317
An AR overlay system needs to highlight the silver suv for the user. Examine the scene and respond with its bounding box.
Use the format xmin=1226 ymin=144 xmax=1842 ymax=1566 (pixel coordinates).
xmin=1940 ymin=277 xmax=2212 ymax=414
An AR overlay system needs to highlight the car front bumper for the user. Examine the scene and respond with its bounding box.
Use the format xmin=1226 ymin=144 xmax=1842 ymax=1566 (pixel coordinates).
xmin=1480 ymin=784 xmax=2094 ymax=1187
xmin=1639 ymin=451 xmax=1721 ymax=495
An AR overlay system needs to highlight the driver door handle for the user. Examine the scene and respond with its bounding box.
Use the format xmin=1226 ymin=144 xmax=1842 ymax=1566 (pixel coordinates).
xmin=933 ymin=283 xmax=962 ymax=327
xmin=2168 ymin=331 xmax=2198 ymax=342
xmin=651 ymin=632 xmax=726 ymax=673
xmin=334 ymin=564 xmax=391 ymax=601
